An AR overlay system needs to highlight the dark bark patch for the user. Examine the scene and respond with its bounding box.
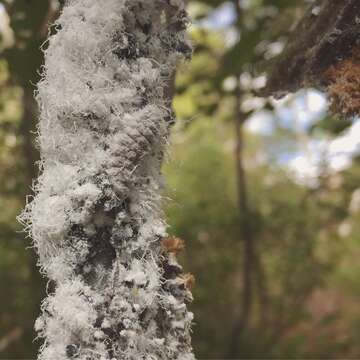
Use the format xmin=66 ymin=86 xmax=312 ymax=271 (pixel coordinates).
xmin=66 ymin=344 xmax=79 ymax=358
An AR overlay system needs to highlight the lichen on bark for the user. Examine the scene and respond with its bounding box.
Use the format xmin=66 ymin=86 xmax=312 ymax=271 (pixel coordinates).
xmin=263 ymin=0 xmax=360 ymax=98
xmin=19 ymin=1 xmax=194 ymax=359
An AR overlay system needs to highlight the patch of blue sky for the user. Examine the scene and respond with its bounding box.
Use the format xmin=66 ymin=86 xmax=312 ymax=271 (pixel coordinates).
xmin=201 ymin=2 xmax=236 ymax=30
xmin=277 ymin=152 xmax=297 ymax=165
xmin=277 ymin=120 xmax=360 ymax=185
xmin=245 ymin=90 xmax=360 ymax=184
xmin=246 ymin=90 xmax=327 ymax=138
xmin=274 ymin=90 xmax=327 ymax=132
xmin=245 ymin=110 xmax=274 ymax=135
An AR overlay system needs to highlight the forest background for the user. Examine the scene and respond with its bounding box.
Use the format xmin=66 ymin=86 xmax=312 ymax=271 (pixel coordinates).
xmin=0 ymin=0 xmax=360 ymax=359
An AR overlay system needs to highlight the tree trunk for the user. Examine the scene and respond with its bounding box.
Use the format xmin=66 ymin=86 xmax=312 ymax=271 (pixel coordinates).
xmin=227 ymin=2 xmax=256 ymax=357
xmin=20 ymin=1 xmax=194 ymax=359
xmin=228 ymin=79 xmax=256 ymax=359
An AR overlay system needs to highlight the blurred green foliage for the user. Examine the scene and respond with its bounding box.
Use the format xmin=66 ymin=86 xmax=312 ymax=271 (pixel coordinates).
xmin=1 ymin=0 xmax=360 ymax=359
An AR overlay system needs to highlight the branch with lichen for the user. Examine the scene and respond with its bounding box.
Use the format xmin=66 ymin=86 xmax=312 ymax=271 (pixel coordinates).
xmin=263 ymin=0 xmax=360 ymax=109
xmin=19 ymin=0 xmax=194 ymax=359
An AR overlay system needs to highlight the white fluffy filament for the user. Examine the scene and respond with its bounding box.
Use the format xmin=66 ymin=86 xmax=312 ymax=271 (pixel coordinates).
xmin=20 ymin=1 xmax=194 ymax=359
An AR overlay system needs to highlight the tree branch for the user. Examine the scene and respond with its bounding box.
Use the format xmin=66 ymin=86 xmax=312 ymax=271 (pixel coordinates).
xmin=263 ymin=0 xmax=360 ymax=97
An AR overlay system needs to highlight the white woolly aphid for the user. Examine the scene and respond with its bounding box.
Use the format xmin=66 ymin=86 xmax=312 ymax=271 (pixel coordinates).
xmin=20 ymin=0 xmax=194 ymax=359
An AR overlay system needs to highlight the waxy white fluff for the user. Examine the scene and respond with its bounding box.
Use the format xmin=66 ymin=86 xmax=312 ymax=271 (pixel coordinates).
xmin=20 ymin=0 xmax=194 ymax=359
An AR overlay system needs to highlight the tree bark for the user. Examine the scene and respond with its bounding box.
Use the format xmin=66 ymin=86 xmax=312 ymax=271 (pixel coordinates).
xmin=263 ymin=0 xmax=360 ymax=97
xmin=20 ymin=1 xmax=194 ymax=359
